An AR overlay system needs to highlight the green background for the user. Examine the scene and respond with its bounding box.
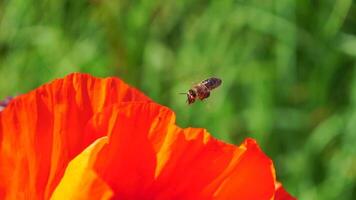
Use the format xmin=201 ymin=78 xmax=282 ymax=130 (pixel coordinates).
xmin=1 ymin=0 xmax=355 ymax=199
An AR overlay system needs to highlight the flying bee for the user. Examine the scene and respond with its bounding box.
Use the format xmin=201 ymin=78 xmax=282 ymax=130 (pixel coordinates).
xmin=181 ymin=77 xmax=222 ymax=104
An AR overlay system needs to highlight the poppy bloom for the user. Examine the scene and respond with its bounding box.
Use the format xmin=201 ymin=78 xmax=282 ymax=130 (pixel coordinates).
xmin=0 ymin=73 xmax=296 ymax=200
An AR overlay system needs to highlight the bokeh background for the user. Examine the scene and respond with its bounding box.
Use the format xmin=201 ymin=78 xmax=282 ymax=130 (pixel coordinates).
xmin=1 ymin=0 xmax=356 ymax=199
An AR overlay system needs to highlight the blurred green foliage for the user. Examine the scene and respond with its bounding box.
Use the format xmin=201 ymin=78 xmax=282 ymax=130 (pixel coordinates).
xmin=1 ymin=0 xmax=356 ymax=199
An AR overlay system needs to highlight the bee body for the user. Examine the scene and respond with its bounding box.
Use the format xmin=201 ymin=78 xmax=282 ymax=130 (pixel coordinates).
xmin=200 ymin=77 xmax=222 ymax=90
xmin=185 ymin=77 xmax=222 ymax=104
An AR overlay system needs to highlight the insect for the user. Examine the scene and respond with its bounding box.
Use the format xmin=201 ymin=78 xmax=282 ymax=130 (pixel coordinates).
xmin=182 ymin=77 xmax=222 ymax=104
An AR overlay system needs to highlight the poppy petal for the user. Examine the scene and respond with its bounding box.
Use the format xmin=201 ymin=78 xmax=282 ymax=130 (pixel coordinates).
xmin=0 ymin=73 xmax=149 ymax=199
xmin=88 ymin=102 xmax=277 ymax=199
xmin=275 ymin=183 xmax=297 ymax=200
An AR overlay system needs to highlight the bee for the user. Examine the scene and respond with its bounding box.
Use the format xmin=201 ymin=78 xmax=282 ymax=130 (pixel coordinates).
xmin=182 ymin=77 xmax=222 ymax=104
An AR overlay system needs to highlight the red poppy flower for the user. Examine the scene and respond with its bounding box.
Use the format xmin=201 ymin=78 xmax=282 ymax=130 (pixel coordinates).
xmin=0 ymin=73 xmax=296 ymax=200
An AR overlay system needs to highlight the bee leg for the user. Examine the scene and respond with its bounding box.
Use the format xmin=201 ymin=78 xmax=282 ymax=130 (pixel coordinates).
xmin=205 ymin=91 xmax=210 ymax=98
xmin=200 ymin=91 xmax=210 ymax=101
xmin=202 ymin=92 xmax=210 ymax=100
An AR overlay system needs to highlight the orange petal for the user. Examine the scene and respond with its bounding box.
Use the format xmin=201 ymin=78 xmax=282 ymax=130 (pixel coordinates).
xmin=212 ymin=139 xmax=276 ymax=200
xmin=0 ymin=73 xmax=149 ymax=199
xmin=89 ymin=102 xmax=277 ymax=199
xmin=274 ymin=183 xmax=297 ymax=200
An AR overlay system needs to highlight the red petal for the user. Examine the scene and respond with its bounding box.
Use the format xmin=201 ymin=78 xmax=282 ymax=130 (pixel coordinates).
xmin=275 ymin=183 xmax=297 ymax=200
xmin=0 ymin=73 xmax=149 ymax=199
xmin=89 ymin=102 xmax=277 ymax=199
